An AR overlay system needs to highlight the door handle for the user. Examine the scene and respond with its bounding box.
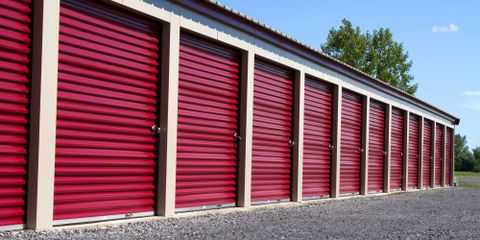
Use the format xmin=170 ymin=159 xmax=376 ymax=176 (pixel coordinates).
xmin=151 ymin=125 xmax=161 ymax=135
xmin=288 ymin=139 xmax=295 ymax=147
xmin=234 ymin=132 xmax=242 ymax=141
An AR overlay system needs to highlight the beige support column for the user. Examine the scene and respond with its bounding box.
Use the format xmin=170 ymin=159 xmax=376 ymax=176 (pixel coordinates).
xmin=157 ymin=20 xmax=180 ymax=216
xmin=26 ymin=0 xmax=60 ymax=230
xmin=237 ymin=49 xmax=254 ymax=207
xmin=432 ymin=122 xmax=437 ymax=187
xmin=291 ymin=70 xmax=305 ymax=202
xmin=384 ymin=104 xmax=392 ymax=193
xmin=361 ymin=96 xmax=370 ymax=195
xmin=402 ymin=112 xmax=410 ymax=191
xmin=418 ymin=117 xmax=424 ymax=189
xmin=331 ymin=86 xmax=342 ymax=198
xmin=442 ymin=125 xmax=447 ymax=187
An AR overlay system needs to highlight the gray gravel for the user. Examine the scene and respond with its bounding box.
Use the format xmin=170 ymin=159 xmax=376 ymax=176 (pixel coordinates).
xmin=1 ymin=188 xmax=479 ymax=240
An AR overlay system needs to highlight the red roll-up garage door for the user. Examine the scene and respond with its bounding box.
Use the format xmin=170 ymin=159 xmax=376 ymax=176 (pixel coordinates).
xmin=445 ymin=128 xmax=453 ymax=186
xmin=408 ymin=114 xmax=420 ymax=189
xmin=0 ymin=0 xmax=33 ymax=229
xmin=434 ymin=123 xmax=444 ymax=186
xmin=252 ymin=59 xmax=293 ymax=203
xmin=368 ymin=100 xmax=386 ymax=193
xmin=303 ymin=77 xmax=333 ymax=199
xmin=423 ymin=119 xmax=433 ymax=188
xmin=176 ymin=32 xmax=240 ymax=209
xmin=340 ymin=90 xmax=363 ymax=195
xmin=390 ymin=108 xmax=404 ymax=190
xmin=55 ymin=0 xmax=160 ymax=223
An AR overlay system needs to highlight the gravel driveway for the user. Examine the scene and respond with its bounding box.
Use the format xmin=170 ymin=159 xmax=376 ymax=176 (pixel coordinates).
xmin=1 ymin=188 xmax=479 ymax=240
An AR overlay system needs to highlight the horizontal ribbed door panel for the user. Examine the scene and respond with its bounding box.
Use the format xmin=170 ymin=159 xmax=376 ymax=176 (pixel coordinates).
xmin=340 ymin=90 xmax=363 ymax=195
xmin=423 ymin=120 xmax=433 ymax=188
xmin=408 ymin=114 xmax=420 ymax=189
xmin=390 ymin=108 xmax=404 ymax=190
xmin=176 ymin=33 xmax=240 ymax=209
xmin=302 ymin=78 xmax=333 ymax=198
xmin=435 ymin=124 xmax=444 ymax=186
xmin=368 ymin=100 xmax=386 ymax=193
xmin=252 ymin=59 xmax=293 ymax=202
xmin=446 ymin=128 xmax=453 ymax=186
xmin=0 ymin=0 xmax=33 ymax=228
xmin=55 ymin=0 xmax=160 ymax=222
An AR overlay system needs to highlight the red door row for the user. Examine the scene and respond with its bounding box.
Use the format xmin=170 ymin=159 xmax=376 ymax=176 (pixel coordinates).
xmin=251 ymin=59 xmax=294 ymax=203
xmin=445 ymin=128 xmax=453 ymax=186
xmin=0 ymin=0 xmax=33 ymax=228
xmin=390 ymin=108 xmax=404 ymax=190
xmin=340 ymin=90 xmax=363 ymax=195
xmin=435 ymin=124 xmax=444 ymax=186
xmin=408 ymin=114 xmax=420 ymax=189
xmin=423 ymin=120 xmax=433 ymax=188
xmin=302 ymin=78 xmax=333 ymax=198
xmin=368 ymin=100 xmax=386 ymax=193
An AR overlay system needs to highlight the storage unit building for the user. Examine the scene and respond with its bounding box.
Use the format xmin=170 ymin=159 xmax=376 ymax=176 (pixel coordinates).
xmin=0 ymin=0 xmax=33 ymax=229
xmin=0 ymin=0 xmax=460 ymax=231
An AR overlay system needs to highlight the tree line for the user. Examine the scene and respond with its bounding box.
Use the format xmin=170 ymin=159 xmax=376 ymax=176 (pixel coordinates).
xmin=455 ymin=134 xmax=480 ymax=172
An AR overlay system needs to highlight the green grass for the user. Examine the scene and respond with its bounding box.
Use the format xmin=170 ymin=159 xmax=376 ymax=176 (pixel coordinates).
xmin=455 ymin=171 xmax=480 ymax=189
xmin=455 ymin=171 xmax=480 ymax=177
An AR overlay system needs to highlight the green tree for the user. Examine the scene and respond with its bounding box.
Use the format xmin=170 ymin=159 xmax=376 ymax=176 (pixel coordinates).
xmin=472 ymin=147 xmax=480 ymax=172
xmin=454 ymin=134 xmax=475 ymax=171
xmin=322 ymin=19 xmax=417 ymax=95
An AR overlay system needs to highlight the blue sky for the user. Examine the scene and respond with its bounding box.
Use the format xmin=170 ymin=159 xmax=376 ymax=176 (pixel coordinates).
xmin=220 ymin=0 xmax=480 ymax=148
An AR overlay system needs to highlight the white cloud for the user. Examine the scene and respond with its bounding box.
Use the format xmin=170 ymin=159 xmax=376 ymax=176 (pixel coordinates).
xmin=463 ymin=91 xmax=480 ymax=97
xmin=432 ymin=24 xmax=459 ymax=33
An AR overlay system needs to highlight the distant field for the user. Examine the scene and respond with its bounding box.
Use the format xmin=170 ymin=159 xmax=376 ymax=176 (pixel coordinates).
xmin=455 ymin=171 xmax=480 ymax=189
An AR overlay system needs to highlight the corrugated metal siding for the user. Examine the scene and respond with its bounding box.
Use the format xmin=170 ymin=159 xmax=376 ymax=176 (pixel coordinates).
xmin=302 ymin=78 xmax=333 ymax=198
xmin=367 ymin=100 xmax=386 ymax=193
xmin=0 ymin=0 xmax=33 ymax=228
xmin=446 ymin=128 xmax=453 ymax=186
xmin=408 ymin=114 xmax=420 ymax=189
xmin=252 ymin=59 xmax=293 ymax=202
xmin=54 ymin=0 xmax=160 ymax=221
xmin=434 ymin=124 xmax=444 ymax=186
xmin=390 ymin=108 xmax=404 ymax=190
xmin=340 ymin=90 xmax=363 ymax=195
xmin=423 ymin=120 xmax=433 ymax=188
xmin=176 ymin=32 xmax=240 ymax=209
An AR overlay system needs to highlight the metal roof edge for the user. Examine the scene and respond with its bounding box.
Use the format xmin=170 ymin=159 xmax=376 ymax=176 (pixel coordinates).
xmin=169 ymin=0 xmax=460 ymax=125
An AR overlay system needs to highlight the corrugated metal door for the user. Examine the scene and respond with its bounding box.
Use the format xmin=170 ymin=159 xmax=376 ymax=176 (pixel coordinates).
xmin=252 ymin=59 xmax=293 ymax=203
xmin=390 ymin=108 xmax=404 ymax=190
xmin=176 ymin=32 xmax=240 ymax=209
xmin=408 ymin=114 xmax=420 ymax=189
xmin=302 ymin=78 xmax=333 ymax=198
xmin=54 ymin=0 xmax=160 ymax=222
xmin=340 ymin=90 xmax=363 ymax=195
xmin=445 ymin=128 xmax=453 ymax=186
xmin=434 ymin=124 xmax=444 ymax=186
xmin=423 ymin=120 xmax=433 ymax=188
xmin=368 ymin=100 xmax=386 ymax=193
xmin=0 ymin=0 xmax=33 ymax=229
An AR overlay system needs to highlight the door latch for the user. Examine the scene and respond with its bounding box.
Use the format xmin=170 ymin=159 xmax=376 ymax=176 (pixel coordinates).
xmin=234 ymin=132 xmax=242 ymax=141
xmin=328 ymin=144 xmax=335 ymax=151
xmin=151 ymin=125 xmax=161 ymax=135
xmin=288 ymin=139 xmax=295 ymax=147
